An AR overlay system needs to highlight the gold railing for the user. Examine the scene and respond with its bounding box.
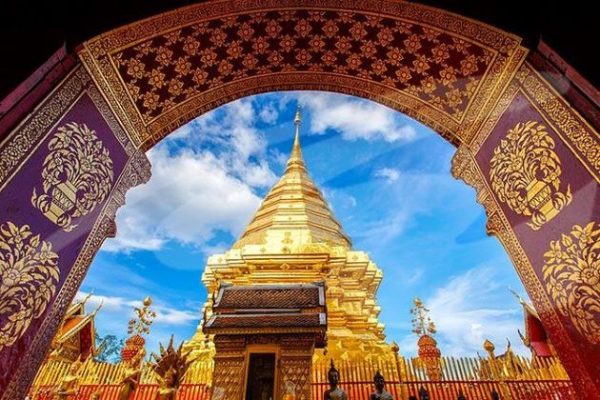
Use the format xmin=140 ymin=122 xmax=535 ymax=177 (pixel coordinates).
xmin=311 ymin=356 xmax=573 ymax=400
xmin=31 ymin=355 xmax=572 ymax=399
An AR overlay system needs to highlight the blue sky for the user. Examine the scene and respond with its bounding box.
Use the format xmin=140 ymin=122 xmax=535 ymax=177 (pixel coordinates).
xmin=78 ymin=91 xmax=530 ymax=358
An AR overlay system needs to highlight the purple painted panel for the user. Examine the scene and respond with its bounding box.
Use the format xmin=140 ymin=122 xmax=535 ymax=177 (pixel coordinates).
xmin=0 ymin=93 xmax=128 ymax=388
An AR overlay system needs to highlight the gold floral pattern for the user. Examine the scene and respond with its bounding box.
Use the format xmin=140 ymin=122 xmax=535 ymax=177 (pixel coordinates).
xmin=31 ymin=122 xmax=114 ymax=232
xmin=111 ymin=12 xmax=492 ymax=124
xmin=78 ymin=0 xmax=527 ymax=148
xmin=0 ymin=222 xmax=59 ymax=351
xmin=489 ymin=121 xmax=572 ymax=230
xmin=542 ymin=222 xmax=600 ymax=344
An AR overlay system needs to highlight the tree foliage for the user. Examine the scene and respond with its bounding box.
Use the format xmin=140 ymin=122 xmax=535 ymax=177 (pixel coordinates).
xmin=95 ymin=333 xmax=124 ymax=363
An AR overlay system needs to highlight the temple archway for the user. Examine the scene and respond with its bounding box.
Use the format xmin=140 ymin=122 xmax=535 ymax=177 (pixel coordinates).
xmin=0 ymin=1 xmax=598 ymax=399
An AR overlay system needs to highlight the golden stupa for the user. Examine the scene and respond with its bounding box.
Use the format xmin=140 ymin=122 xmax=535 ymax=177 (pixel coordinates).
xmin=185 ymin=108 xmax=393 ymax=362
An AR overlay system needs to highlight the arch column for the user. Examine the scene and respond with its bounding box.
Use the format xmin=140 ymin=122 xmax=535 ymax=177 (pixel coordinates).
xmin=0 ymin=64 xmax=151 ymax=400
xmin=452 ymin=60 xmax=600 ymax=397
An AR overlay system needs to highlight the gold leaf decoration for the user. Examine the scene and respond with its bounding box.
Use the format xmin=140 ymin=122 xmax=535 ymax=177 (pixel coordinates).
xmin=489 ymin=121 xmax=572 ymax=230
xmin=0 ymin=222 xmax=60 ymax=350
xmin=32 ymin=122 xmax=114 ymax=232
xmin=542 ymin=221 xmax=600 ymax=344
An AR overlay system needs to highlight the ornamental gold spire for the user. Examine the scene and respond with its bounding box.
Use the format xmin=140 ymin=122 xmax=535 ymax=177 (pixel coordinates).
xmin=233 ymin=106 xmax=351 ymax=249
xmin=411 ymin=297 xmax=437 ymax=337
xmin=286 ymin=106 xmax=306 ymax=173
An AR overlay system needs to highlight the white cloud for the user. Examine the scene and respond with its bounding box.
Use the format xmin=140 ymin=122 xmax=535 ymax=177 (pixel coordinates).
xmin=405 ymin=268 xmax=424 ymax=285
xmin=426 ymin=266 xmax=527 ymax=356
xmin=169 ymin=98 xmax=278 ymax=188
xmin=103 ymin=97 xmax=287 ymax=253
xmin=259 ymin=102 xmax=279 ymax=124
xmin=352 ymin=172 xmax=438 ymax=247
xmin=75 ymin=291 xmax=198 ymax=326
xmin=269 ymin=148 xmax=288 ymax=166
xmin=103 ymin=146 xmax=262 ymax=252
xmin=360 ymin=211 xmax=410 ymax=245
xmin=294 ymin=92 xmax=417 ymax=142
xmin=375 ymin=167 xmax=401 ymax=182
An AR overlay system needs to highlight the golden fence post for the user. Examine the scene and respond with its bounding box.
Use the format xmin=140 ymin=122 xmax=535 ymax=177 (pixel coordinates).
xmin=390 ymin=342 xmax=406 ymax=400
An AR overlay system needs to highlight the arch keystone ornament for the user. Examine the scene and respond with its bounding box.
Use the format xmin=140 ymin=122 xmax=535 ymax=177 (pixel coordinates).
xmin=542 ymin=221 xmax=600 ymax=344
xmin=489 ymin=120 xmax=572 ymax=230
xmin=31 ymin=122 xmax=114 ymax=232
xmin=0 ymin=222 xmax=59 ymax=351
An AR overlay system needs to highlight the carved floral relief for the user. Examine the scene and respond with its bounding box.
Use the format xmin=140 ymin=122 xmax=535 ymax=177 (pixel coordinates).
xmin=31 ymin=122 xmax=114 ymax=232
xmin=542 ymin=221 xmax=600 ymax=344
xmin=489 ymin=121 xmax=572 ymax=230
xmin=0 ymin=222 xmax=59 ymax=350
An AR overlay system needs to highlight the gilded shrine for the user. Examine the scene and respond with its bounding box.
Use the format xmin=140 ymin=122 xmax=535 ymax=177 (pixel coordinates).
xmin=186 ymin=109 xmax=394 ymax=369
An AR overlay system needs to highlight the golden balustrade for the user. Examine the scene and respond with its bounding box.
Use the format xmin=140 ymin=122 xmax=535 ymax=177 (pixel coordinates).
xmin=30 ymin=354 xmax=572 ymax=400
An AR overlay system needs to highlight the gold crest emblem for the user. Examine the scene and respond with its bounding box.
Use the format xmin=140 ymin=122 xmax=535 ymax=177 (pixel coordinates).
xmin=32 ymin=122 xmax=114 ymax=232
xmin=542 ymin=221 xmax=600 ymax=344
xmin=489 ymin=121 xmax=571 ymax=230
xmin=0 ymin=222 xmax=59 ymax=350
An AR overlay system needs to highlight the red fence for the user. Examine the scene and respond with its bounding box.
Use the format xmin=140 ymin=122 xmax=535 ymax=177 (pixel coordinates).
xmin=34 ymin=381 xmax=575 ymax=400
xmin=310 ymin=380 xmax=577 ymax=400
xmin=32 ymin=384 xmax=210 ymax=400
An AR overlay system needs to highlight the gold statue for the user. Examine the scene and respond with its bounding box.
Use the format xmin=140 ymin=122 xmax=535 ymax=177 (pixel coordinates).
xmin=128 ymin=296 xmax=156 ymax=336
xmin=90 ymin=387 xmax=104 ymax=400
xmin=151 ymin=336 xmax=194 ymax=400
xmin=157 ymin=368 xmax=177 ymax=400
xmin=118 ymin=348 xmax=146 ymax=400
xmin=411 ymin=298 xmax=442 ymax=380
xmin=54 ymin=358 xmax=82 ymax=400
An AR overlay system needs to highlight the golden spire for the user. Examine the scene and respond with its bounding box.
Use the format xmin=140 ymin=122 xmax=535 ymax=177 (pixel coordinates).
xmin=233 ymin=107 xmax=351 ymax=249
xmin=285 ymin=106 xmax=306 ymax=173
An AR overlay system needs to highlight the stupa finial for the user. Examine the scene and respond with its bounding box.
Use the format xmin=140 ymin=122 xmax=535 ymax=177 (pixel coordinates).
xmin=285 ymin=105 xmax=306 ymax=173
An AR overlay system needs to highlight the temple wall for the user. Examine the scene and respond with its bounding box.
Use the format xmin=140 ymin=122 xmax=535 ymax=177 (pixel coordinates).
xmin=211 ymin=336 xmax=246 ymax=400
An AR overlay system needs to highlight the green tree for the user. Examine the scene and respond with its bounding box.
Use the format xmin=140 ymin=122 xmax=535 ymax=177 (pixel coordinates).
xmin=95 ymin=333 xmax=125 ymax=363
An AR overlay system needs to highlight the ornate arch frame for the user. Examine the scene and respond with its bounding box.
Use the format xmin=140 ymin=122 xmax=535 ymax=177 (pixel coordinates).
xmin=0 ymin=1 xmax=598 ymax=398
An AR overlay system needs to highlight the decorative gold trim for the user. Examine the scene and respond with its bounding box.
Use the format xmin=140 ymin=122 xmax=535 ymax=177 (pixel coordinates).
xmin=31 ymin=122 xmax=115 ymax=232
xmin=0 ymin=66 xmax=136 ymax=192
xmin=517 ymin=63 xmax=600 ymax=181
xmin=0 ymin=68 xmax=86 ymax=190
xmin=542 ymin=221 xmax=600 ymax=344
xmin=0 ymin=222 xmax=60 ymax=351
xmin=79 ymin=0 xmax=525 ymax=149
xmin=470 ymin=61 xmax=600 ymax=182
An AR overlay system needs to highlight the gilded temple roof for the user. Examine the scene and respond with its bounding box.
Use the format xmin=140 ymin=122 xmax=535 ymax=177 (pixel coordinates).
xmin=214 ymin=283 xmax=324 ymax=310
xmin=204 ymin=282 xmax=327 ymax=336
xmin=233 ymin=108 xmax=351 ymax=249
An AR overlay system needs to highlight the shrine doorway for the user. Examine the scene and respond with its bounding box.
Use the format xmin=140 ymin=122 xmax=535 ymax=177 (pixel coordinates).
xmin=246 ymin=353 xmax=277 ymax=400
